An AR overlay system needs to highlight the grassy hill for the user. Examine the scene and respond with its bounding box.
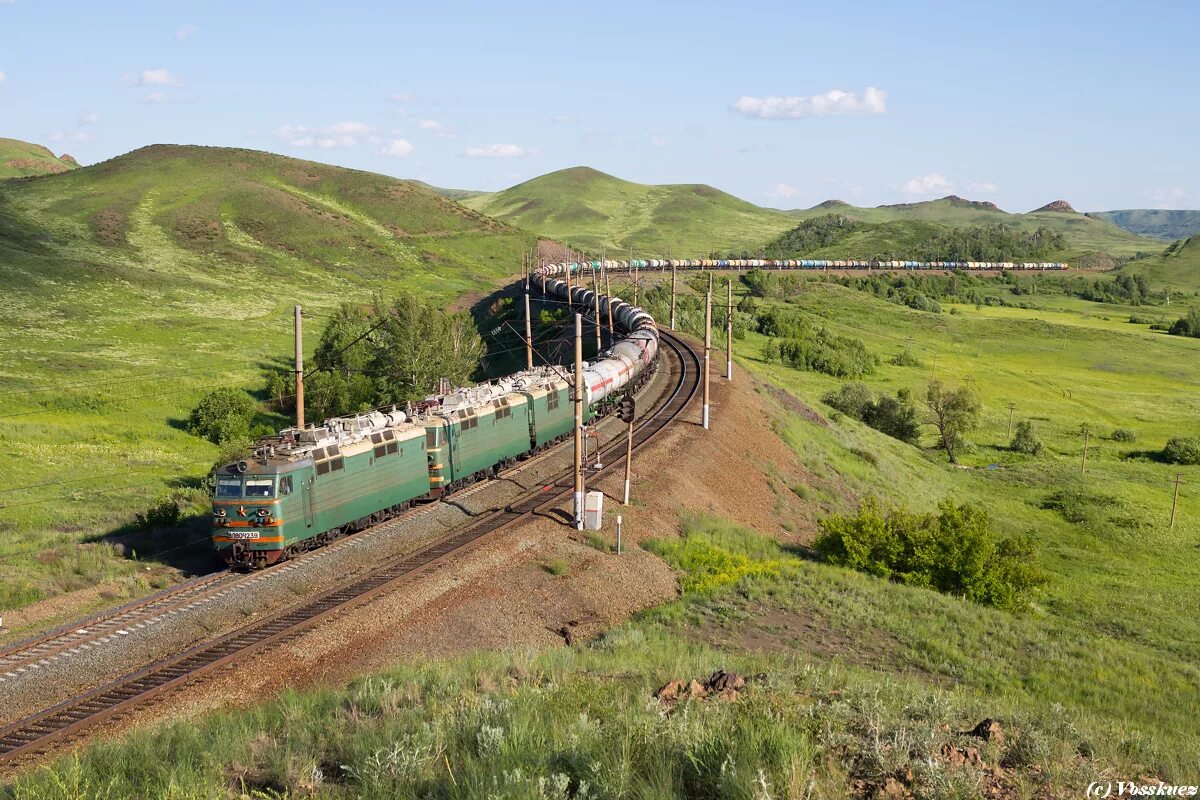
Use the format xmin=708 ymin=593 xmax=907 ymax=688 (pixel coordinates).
xmin=1118 ymin=234 xmax=1200 ymax=292
xmin=0 ymin=144 xmax=533 ymax=613
xmin=463 ymin=166 xmax=798 ymax=255
xmin=1091 ymin=208 xmax=1200 ymax=241
xmin=0 ymin=137 xmax=80 ymax=179
xmin=413 ymin=180 xmax=488 ymax=203
xmin=785 ymin=195 xmax=1160 ymax=259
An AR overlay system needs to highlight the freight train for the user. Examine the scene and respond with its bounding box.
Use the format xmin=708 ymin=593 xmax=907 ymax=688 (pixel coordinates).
xmin=540 ymin=258 xmax=1068 ymax=274
xmin=211 ymin=269 xmax=656 ymax=569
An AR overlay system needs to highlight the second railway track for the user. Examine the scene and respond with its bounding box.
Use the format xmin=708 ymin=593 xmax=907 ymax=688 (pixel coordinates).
xmin=0 ymin=330 xmax=701 ymax=764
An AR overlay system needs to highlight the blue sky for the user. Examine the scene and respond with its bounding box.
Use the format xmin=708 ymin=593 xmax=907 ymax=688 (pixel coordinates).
xmin=1 ymin=0 xmax=1196 ymax=211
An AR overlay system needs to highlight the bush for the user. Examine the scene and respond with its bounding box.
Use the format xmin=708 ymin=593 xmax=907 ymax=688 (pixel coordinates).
xmin=823 ymin=382 xmax=874 ymax=419
xmin=1168 ymin=308 xmax=1200 ymax=338
xmin=889 ymin=348 xmax=923 ymax=367
xmin=814 ymin=498 xmax=1045 ymax=611
xmin=1009 ymin=420 xmax=1044 ymax=455
xmin=187 ymin=388 xmax=257 ymax=445
xmin=1111 ymin=428 xmax=1137 ymax=443
xmin=134 ymin=496 xmax=183 ymax=529
xmin=1162 ymin=436 xmax=1200 ymax=465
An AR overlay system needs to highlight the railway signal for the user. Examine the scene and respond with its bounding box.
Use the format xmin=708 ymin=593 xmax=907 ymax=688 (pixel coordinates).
xmin=619 ymin=393 xmax=636 ymax=505
xmin=617 ymin=395 xmax=635 ymax=423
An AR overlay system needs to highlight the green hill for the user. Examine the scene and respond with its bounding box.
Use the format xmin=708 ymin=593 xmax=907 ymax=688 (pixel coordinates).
xmin=1118 ymin=234 xmax=1200 ymax=292
xmin=463 ymin=166 xmax=798 ymax=255
xmin=413 ymin=180 xmax=488 ymax=203
xmin=1090 ymin=209 xmax=1200 ymax=241
xmin=0 ymin=137 xmax=80 ymax=178
xmin=785 ymin=195 xmax=1160 ymax=259
xmin=0 ymin=144 xmax=533 ymax=609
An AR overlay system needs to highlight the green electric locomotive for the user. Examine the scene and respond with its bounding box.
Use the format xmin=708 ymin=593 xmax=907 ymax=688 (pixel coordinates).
xmin=211 ymin=369 xmax=587 ymax=569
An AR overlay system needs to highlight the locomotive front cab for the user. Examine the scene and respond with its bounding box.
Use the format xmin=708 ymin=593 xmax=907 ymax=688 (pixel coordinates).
xmin=211 ymin=460 xmax=304 ymax=569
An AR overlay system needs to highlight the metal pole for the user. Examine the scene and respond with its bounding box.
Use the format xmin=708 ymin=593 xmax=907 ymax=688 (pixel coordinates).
xmin=573 ymin=313 xmax=585 ymax=530
xmin=294 ymin=304 xmax=305 ymax=429
xmin=1007 ymin=403 xmax=1016 ymax=440
xmin=605 ymin=268 xmax=614 ymax=338
xmin=670 ymin=261 xmax=677 ymax=331
xmin=623 ymin=417 xmax=634 ymax=505
xmin=592 ymin=264 xmax=602 ymax=354
xmin=524 ymin=289 xmax=534 ymax=371
xmin=726 ymin=278 xmax=733 ymax=381
xmin=616 ymin=515 xmax=623 ymax=555
xmin=703 ymin=288 xmax=712 ymax=429
xmin=566 ymin=252 xmax=573 ymax=308
xmin=1081 ymin=428 xmax=1091 ymax=475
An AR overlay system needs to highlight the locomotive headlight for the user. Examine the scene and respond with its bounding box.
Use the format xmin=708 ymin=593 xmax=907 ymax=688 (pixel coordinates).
xmin=214 ymin=508 xmax=227 ymax=518
xmin=256 ymin=508 xmax=269 ymax=517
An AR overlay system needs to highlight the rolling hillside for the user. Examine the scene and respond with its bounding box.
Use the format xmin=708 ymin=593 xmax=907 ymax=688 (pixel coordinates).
xmin=0 ymin=144 xmax=533 ymax=609
xmin=1118 ymin=234 xmax=1200 ymax=292
xmin=0 ymin=137 xmax=79 ymax=178
xmin=1090 ymin=209 xmax=1200 ymax=241
xmin=463 ymin=166 xmax=798 ymax=254
xmin=785 ymin=195 xmax=1160 ymax=258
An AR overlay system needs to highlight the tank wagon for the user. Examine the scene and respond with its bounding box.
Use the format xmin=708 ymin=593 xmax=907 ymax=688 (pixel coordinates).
xmin=540 ymin=258 xmax=1067 ymax=275
xmin=211 ymin=264 xmax=659 ymax=569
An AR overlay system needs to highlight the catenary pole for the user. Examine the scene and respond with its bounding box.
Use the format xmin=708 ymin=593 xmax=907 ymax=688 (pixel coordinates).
xmin=294 ymin=305 xmax=305 ymax=429
xmin=592 ymin=263 xmax=602 ymax=354
xmin=702 ymin=284 xmax=712 ymax=430
xmin=670 ymin=260 xmax=677 ymax=331
xmin=524 ymin=287 xmax=534 ymax=371
xmin=726 ymin=278 xmax=733 ymax=381
xmin=573 ymin=313 xmax=585 ymax=530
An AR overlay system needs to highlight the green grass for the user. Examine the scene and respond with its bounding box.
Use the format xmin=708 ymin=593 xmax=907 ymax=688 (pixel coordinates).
xmin=0 ymin=144 xmax=534 ymax=615
xmin=1117 ymin=235 xmax=1200 ymax=293
xmin=0 ymin=138 xmax=78 ymax=179
xmin=463 ymin=167 xmax=799 ymax=255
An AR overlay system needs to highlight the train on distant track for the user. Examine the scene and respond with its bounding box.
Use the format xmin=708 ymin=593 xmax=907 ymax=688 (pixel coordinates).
xmin=210 ymin=267 xmax=656 ymax=569
xmin=541 ymin=258 xmax=1068 ymax=274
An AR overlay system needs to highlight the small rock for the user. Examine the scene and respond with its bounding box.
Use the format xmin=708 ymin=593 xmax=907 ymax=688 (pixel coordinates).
xmin=686 ymin=679 xmax=708 ymax=699
xmin=706 ymin=670 xmax=746 ymax=693
xmin=654 ymin=680 xmax=685 ymax=702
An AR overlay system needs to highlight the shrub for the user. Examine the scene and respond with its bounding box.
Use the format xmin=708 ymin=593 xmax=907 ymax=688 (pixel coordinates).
xmin=187 ymin=388 xmax=257 ymax=445
xmin=134 ymin=496 xmax=183 ymax=529
xmin=1009 ymin=420 xmax=1044 ymax=455
xmin=822 ymin=382 xmax=874 ymax=419
xmin=1162 ymin=436 xmax=1200 ymax=465
xmin=1111 ymin=428 xmax=1137 ymax=443
xmin=1167 ymin=308 xmax=1200 ymax=338
xmin=889 ymin=348 xmax=923 ymax=367
xmin=814 ymin=498 xmax=1045 ymax=611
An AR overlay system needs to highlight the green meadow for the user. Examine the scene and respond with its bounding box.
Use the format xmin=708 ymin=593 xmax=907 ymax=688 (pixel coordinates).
xmin=0 ymin=145 xmax=533 ymax=617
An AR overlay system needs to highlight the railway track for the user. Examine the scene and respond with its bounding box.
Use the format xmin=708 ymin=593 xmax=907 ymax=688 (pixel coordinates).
xmin=0 ymin=330 xmax=700 ymax=763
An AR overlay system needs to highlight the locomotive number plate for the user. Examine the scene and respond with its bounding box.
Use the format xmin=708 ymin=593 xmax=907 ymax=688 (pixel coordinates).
xmin=228 ymin=531 xmax=261 ymax=540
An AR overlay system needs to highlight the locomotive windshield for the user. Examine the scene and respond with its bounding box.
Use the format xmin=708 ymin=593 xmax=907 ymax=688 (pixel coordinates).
xmin=244 ymin=479 xmax=275 ymax=498
xmin=215 ymin=477 xmax=242 ymax=498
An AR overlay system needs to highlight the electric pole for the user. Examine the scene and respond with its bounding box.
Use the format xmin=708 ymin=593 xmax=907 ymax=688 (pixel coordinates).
xmin=1006 ymin=402 xmax=1016 ymax=440
xmin=1170 ymin=474 xmax=1183 ymax=528
xmin=294 ymin=304 xmax=304 ymax=429
xmin=592 ymin=264 xmax=602 ymax=354
xmin=604 ymin=267 xmax=614 ymax=339
xmin=703 ymin=283 xmax=712 ymax=430
xmin=566 ymin=251 xmax=573 ymax=308
xmin=524 ymin=285 xmax=534 ymax=371
xmin=670 ymin=260 xmax=677 ymax=331
xmin=573 ymin=313 xmax=585 ymax=530
xmin=726 ymin=278 xmax=733 ymax=381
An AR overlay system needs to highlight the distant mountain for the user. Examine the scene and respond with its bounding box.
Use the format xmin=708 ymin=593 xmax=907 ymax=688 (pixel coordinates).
xmin=412 ymin=180 xmax=488 ymax=203
xmin=784 ymin=195 xmax=1157 ymax=258
xmin=1089 ymin=209 xmax=1200 ymax=242
xmin=0 ymin=137 xmax=80 ymax=178
xmin=462 ymin=167 xmax=797 ymax=254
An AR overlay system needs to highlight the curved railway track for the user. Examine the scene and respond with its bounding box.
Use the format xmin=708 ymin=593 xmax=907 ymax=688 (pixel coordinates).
xmin=0 ymin=330 xmax=701 ymax=763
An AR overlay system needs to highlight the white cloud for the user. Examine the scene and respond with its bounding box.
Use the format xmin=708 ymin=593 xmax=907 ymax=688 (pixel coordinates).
xmin=417 ymin=119 xmax=457 ymax=139
xmin=732 ymin=87 xmax=887 ymax=120
xmin=966 ymin=181 xmax=998 ymax=194
xmin=550 ymin=113 xmax=580 ymax=125
xmin=464 ymin=143 xmax=529 ymax=158
xmin=142 ymin=91 xmax=169 ymax=104
xmin=0 ymin=70 xmax=5 ymax=84
xmin=902 ymin=172 xmax=953 ymax=197
xmin=78 ymin=110 xmax=99 ymax=125
xmin=129 ymin=68 xmax=179 ymax=86
xmin=176 ymin=24 xmax=198 ymax=41
xmin=765 ymin=183 xmax=799 ymax=200
xmin=276 ymin=122 xmax=375 ymax=149
xmin=50 ymin=131 xmax=91 ymax=143
xmin=380 ymin=139 xmax=415 ymax=157
xmin=1146 ymin=187 xmax=1196 ymax=208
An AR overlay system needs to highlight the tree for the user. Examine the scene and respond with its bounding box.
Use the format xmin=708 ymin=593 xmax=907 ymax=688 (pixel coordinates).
xmin=1010 ymin=420 xmax=1044 ymax=455
xmin=865 ymin=388 xmax=922 ymax=445
xmin=923 ymin=379 xmax=981 ymax=464
xmin=1163 ymin=436 xmax=1200 ymax=466
xmin=188 ymin=388 xmax=257 ymax=445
